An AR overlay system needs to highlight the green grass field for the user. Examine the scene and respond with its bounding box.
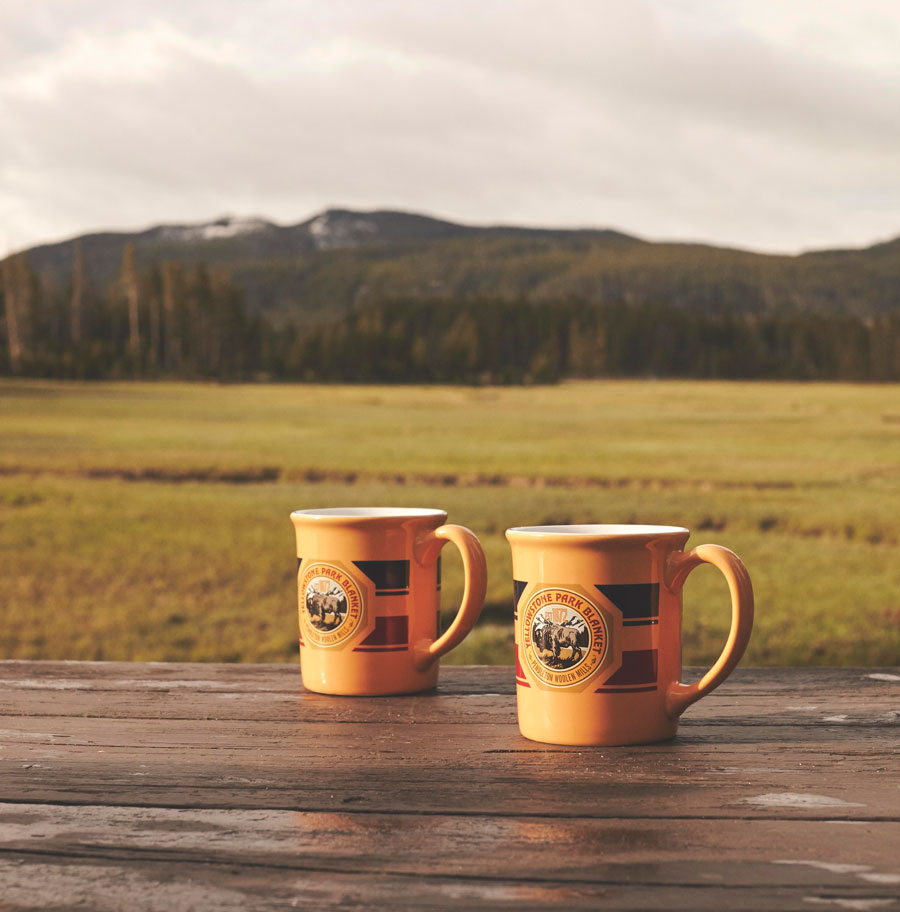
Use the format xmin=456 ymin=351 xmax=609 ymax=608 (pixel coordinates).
xmin=2 ymin=379 xmax=899 ymax=667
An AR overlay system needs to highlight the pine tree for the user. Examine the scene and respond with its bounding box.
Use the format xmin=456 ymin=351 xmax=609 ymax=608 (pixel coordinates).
xmin=1 ymin=256 xmax=25 ymax=372
xmin=121 ymin=243 xmax=141 ymax=360
xmin=148 ymin=285 xmax=160 ymax=371
xmin=160 ymin=261 xmax=179 ymax=371
xmin=70 ymin=240 xmax=84 ymax=344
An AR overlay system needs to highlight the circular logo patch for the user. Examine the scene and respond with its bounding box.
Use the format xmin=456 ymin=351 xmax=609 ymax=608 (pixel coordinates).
xmin=300 ymin=562 xmax=364 ymax=647
xmin=522 ymin=588 xmax=608 ymax=687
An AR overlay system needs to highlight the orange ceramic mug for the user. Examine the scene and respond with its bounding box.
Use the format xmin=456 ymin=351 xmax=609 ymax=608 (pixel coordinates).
xmin=291 ymin=508 xmax=487 ymax=695
xmin=507 ymin=524 xmax=753 ymax=745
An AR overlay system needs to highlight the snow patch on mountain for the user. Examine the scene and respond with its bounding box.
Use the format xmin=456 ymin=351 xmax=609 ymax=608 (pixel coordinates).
xmin=161 ymin=217 xmax=272 ymax=242
xmin=308 ymin=212 xmax=378 ymax=250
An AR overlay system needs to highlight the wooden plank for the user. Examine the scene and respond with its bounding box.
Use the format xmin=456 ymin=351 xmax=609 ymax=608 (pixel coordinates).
xmin=2 ymin=803 xmax=899 ymax=884
xmin=0 ymin=716 xmax=897 ymax=818
xmin=1 ymin=807 xmax=899 ymax=910
xmin=4 ymin=690 xmax=899 ymax=727
xmin=0 ymin=661 xmax=512 ymax=695
xmin=2 ymin=663 xmax=899 ymax=725
xmin=7 ymin=853 xmax=898 ymax=912
xmin=6 ymin=686 xmax=900 ymax=725
xmin=2 ymin=661 xmax=898 ymax=696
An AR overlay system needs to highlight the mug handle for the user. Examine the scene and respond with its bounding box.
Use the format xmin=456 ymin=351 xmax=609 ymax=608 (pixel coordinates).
xmin=664 ymin=544 xmax=754 ymax=718
xmin=415 ymin=524 xmax=487 ymax=670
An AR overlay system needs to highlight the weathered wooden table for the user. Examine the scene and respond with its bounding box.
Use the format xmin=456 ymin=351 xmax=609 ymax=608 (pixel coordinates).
xmin=1 ymin=663 xmax=898 ymax=911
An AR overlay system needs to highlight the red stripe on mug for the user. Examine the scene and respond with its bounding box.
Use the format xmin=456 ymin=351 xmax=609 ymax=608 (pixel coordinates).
xmin=356 ymin=615 xmax=409 ymax=647
xmin=600 ymin=649 xmax=658 ymax=686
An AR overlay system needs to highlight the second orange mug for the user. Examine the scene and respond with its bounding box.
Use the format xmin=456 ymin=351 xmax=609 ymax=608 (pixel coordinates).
xmin=507 ymin=524 xmax=754 ymax=745
xmin=291 ymin=508 xmax=487 ymax=695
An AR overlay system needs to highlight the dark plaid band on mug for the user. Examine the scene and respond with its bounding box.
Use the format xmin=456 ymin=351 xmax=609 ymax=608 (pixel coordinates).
xmin=515 ymin=646 xmax=530 ymax=687
xmin=353 ymin=616 xmax=409 ymax=652
xmin=596 ymin=583 xmax=659 ymax=625
xmin=353 ymin=560 xmax=410 ymax=595
xmin=513 ymin=579 xmax=528 ymax=608
xmin=596 ymin=649 xmax=659 ymax=690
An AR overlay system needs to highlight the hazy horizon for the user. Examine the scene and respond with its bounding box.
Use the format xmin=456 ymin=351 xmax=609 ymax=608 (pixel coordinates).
xmin=13 ymin=204 xmax=900 ymax=260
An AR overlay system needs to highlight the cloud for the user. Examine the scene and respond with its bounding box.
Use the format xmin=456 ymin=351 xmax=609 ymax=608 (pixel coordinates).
xmin=1 ymin=0 xmax=899 ymax=253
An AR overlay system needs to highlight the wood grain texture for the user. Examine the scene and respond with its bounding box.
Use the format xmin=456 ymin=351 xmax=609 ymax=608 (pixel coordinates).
xmin=1 ymin=662 xmax=899 ymax=911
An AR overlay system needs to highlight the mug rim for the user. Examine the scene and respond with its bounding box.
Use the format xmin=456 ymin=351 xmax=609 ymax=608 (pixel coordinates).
xmin=292 ymin=507 xmax=448 ymax=521
xmin=506 ymin=523 xmax=689 ymax=540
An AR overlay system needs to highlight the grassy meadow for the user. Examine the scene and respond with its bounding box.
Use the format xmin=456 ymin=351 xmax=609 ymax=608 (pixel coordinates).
xmin=1 ymin=379 xmax=899 ymax=667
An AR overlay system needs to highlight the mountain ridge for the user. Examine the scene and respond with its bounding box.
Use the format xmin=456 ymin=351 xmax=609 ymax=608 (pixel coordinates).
xmin=20 ymin=205 xmax=900 ymax=262
xmin=18 ymin=207 xmax=642 ymax=261
xmin=7 ymin=208 xmax=900 ymax=322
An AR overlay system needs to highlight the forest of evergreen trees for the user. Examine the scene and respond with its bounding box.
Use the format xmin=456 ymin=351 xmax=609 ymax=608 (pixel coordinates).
xmin=2 ymin=247 xmax=899 ymax=383
xmin=0 ymin=246 xmax=264 ymax=381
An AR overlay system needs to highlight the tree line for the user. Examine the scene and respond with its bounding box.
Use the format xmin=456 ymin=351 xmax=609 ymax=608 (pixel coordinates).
xmin=2 ymin=248 xmax=899 ymax=382
xmin=283 ymin=299 xmax=900 ymax=383
xmin=1 ymin=244 xmax=263 ymax=380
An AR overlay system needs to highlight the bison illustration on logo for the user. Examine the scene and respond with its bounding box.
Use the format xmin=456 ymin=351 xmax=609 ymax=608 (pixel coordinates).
xmin=531 ymin=606 xmax=590 ymax=671
xmin=521 ymin=587 xmax=610 ymax=688
xmin=305 ymin=578 xmax=349 ymax=632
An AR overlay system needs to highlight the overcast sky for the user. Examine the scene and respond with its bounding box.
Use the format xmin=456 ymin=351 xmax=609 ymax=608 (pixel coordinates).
xmin=2 ymin=0 xmax=899 ymax=254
